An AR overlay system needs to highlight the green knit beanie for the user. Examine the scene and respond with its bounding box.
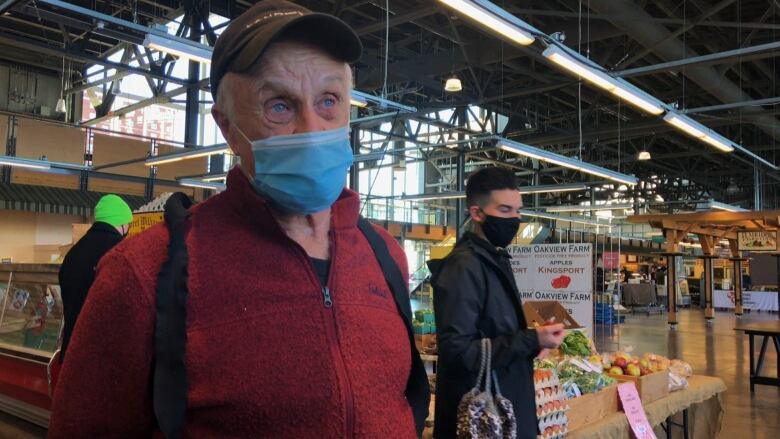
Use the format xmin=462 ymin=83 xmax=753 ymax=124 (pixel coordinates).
xmin=94 ymin=194 xmax=133 ymax=227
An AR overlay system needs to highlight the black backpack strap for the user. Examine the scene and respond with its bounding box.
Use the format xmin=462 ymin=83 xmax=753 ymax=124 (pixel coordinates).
xmin=357 ymin=217 xmax=430 ymax=436
xmin=154 ymin=192 xmax=193 ymax=439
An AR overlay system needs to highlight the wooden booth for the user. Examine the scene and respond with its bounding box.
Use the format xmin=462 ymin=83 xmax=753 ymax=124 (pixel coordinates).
xmin=629 ymin=210 xmax=780 ymax=327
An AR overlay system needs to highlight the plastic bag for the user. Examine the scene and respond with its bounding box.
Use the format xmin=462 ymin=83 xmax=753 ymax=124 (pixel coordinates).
xmin=669 ymin=371 xmax=688 ymax=391
xmin=669 ymin=359 xmax=693 ymax=378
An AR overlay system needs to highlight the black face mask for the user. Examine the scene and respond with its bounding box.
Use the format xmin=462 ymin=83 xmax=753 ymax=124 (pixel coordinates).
xmin=480 ymin=214 xmax=521 ymax=248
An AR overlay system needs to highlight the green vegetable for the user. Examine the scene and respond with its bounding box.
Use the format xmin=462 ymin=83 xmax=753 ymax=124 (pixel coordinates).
xmin=560 ymin=331 xmax=592 ymax=357
xmin=572 ymin=372 xmax=610 ymax=394
xmin=534 ymin=358 xmax=557 ymax=369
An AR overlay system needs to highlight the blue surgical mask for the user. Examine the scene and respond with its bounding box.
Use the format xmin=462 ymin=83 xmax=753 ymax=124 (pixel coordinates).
xmin=237 ymin=126 xmax=354 ymax=214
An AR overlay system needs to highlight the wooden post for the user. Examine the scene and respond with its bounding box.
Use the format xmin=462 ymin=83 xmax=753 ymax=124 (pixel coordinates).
xmin=729 ymin=239 xmax=744 ymax=316
xmin=664 ymin=228 xmax=682 ymax=328
xmin=697 ymin=234 xmax=717 ymax=321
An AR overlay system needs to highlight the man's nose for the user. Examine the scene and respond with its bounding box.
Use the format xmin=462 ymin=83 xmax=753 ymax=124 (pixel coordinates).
xmin=294 ymin=105 xmax=328 ymax=134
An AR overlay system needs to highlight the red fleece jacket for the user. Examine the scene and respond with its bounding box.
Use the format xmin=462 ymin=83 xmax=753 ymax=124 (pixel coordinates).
xmin=48 ymin=168 xmax=416 ymax=438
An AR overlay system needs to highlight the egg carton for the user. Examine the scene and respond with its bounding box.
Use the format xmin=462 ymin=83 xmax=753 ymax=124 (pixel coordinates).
xmin=536 ymin=400 xmax=570 ymax=418
xmin=537 ymin=424 xmax=569 ymax=439
xmin=538 ymin=411 xmax=568 ymax=430
xmin=535 ymin=387 xmax=565 ymax=406
xmin=534 ymin=376 xmax=560 ymax=391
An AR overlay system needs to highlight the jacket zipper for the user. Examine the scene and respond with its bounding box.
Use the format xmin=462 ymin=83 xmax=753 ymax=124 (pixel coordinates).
xmin=258 ymin=204 xmax=355 ymax=438
xmin=318 ymin=229 xmax=355 ymax=439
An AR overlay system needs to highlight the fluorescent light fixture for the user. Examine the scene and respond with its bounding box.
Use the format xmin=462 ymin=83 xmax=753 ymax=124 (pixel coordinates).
xmin=700 ymin=131 xmax=736 ymax=153
xmin=518 ymin=183 xmax=588 ymax=194
xmin=437 ymin=0 xmax=535 ymax=46
xmin=498 ymin=138 xmax=638 ymax=186
xmin=350 ymin=90 xmax=417 ymax=113
xmin=663 ymin=113 xmax=735 ymax=152
xmin=145 ymin=144 xmax=230 ymax=166
xmin=709 ymin=201 xmax=747 ymax=212
xmin=201 ymin=173 xmax=227 ymax=182
xmin=178 ymin=178 xmax=225 ymax=191
xmin=637 ymin=151 xmax=652 ymax=161
xmin=350 ymin=97 xmax=368 ymax=108
xmin=0 ymin=156 xmax=52 ymax=170
xmin=545 ymin=203 xmax=633 ymax=213
xmin=542 ymin=46 xmax=615 ymax=91
xmin=143 ymin=33 xmax=212 ymax=64
xmin=663 ymin=113 xmax=706 ymax=138
xmin=445 ymin=77 xmax=463 ymax=92
xmin=401 ymin=183 xmax=589 ymax=201
xmin=402 ymin=192 xmax=465 ymax=201
xmin=610 ymin=85 xmax=665 ymax=115
xmin=519 ymin=209 xmax=612 ymax=228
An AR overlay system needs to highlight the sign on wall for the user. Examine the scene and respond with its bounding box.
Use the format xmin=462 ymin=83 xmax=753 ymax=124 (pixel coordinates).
xmin=737 ymin=231 xmax=777 ymax=252
xmin=508 ymin=243 xmax=594 ymax=334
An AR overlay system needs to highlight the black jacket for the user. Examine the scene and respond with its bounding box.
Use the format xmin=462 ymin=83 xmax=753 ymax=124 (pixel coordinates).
xmin=58 ymin=222 xmax=123 ymax=360
xmin=428 ymin=232 xmax=540 ymax=439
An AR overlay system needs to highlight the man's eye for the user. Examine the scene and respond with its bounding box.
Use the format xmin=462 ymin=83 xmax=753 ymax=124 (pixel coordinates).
xmin=271 ymin=102 xmax=289 ymax=113
xmin=322 ymin=98 xmax=336 ymax=108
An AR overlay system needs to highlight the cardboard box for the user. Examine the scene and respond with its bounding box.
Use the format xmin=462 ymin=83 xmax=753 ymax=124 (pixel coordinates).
xmin=523 ymin=301 xmax=583 ymax=329
xmin=608 ymin=369 xmax=669 ymax=404
xmin=567 ymin=385 xmax=619 ymax=431
xmin=72 ymin=223 xmax=91 ymax=244
xmin=414 ymin=333 xmax=437 ymax=352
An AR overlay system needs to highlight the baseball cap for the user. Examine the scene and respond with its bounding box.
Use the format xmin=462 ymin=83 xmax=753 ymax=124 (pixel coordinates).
xmin=210 ymin=0 xmax=363 ymax=98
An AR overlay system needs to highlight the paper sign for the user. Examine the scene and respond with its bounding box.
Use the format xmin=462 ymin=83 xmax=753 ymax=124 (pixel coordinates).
xmin=617 ymin=382 xmax=657 ymax=439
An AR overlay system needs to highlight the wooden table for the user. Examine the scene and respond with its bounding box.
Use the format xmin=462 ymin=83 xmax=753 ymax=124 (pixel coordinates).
xmin=567 ymin=375 xmax=726 ymax=439
xmin=734 ymin=320 xmax=780 ymax=392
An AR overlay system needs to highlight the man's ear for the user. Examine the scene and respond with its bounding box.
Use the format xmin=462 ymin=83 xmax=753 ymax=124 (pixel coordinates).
xmin=468 ymin=205 xmax=485 ymax=223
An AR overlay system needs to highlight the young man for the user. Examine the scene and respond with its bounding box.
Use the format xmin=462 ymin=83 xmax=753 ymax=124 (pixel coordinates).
xmin=429 ymin=167 xmax=565 ymax=439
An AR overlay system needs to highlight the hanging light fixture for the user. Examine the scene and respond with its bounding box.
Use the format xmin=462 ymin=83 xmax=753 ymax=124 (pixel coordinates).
xmin=445 ymin=76 xmax=463 ymax=92
xmin=56 ymin=56 xmax=67 ymax=114
xmin=637 ymin=151 xmax=651 ymax=161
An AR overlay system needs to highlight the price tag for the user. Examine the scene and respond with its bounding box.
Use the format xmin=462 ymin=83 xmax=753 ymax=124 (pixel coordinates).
xmin=617 ymin=382 xmax=656 ymax=439
xmin=570 ymin=357 xmax=602 ymax=373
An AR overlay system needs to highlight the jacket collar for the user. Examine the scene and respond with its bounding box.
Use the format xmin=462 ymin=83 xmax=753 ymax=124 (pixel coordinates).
xmin=222 ymin=167 xmax=361 ymax=231
xmin=91 ymin=221 xmax=122 ymax=236
xmin=460 ymin=232 xmax=511 ymax=260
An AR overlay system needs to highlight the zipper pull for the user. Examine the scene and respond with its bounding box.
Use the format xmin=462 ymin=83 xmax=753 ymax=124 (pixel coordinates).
xmin=322 ymin=287 xmax=333 ymax=308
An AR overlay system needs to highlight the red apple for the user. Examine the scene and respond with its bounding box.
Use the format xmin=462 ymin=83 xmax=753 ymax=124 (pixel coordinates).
xmin=609 ymin=366 xmax=624 ymax=375
xmin=613 ymin=357 xmax=628 ymax=369
xmin=640 ymin=367 xmax=653 ymax=376
xmin=626 ymin=364 xmax=642 ymax=377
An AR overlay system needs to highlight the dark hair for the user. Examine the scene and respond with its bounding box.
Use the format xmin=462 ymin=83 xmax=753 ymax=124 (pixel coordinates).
xmin=466 ymin=167 xmax=518 ymax=208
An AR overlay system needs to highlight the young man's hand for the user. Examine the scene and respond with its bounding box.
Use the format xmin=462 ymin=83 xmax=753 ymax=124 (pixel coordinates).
xmin=535 ymin=323 xmax=565 ymax=349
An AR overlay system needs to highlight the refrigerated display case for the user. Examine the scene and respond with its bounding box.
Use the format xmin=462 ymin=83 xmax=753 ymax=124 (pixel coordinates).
xmin=0 ymin=263 xmax=62 ymax=428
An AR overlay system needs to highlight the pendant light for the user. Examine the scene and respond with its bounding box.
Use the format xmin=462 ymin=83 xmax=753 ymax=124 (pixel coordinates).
xmin=637 ymin=151 xmax=651 ymax=160
xmin=55 ymin=57 xmax=67 ymax=114
xmin=445 ymin=76 xmax=463 ymax=92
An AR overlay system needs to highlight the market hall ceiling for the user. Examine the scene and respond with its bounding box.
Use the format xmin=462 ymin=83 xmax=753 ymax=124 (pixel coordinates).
xmin=0 ymin=0 xmax=778 ymax=207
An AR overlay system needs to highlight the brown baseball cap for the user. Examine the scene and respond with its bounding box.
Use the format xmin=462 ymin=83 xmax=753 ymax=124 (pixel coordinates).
xmin=210 ymin=0 xmax=363 ymax=98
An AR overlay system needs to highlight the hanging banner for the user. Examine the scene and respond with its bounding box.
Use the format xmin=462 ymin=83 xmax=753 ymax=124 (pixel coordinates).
xmin=508 ymin=243 xmax=594 ymax=335
xmin=602 ymin=251 xmax=620 ymax=270
xmin=737 ymin=231 xmax=777 ymax=252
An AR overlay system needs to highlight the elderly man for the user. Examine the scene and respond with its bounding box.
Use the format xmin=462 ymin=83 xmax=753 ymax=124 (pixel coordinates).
xmin=48 ymin=1 xmax=428 ymax=437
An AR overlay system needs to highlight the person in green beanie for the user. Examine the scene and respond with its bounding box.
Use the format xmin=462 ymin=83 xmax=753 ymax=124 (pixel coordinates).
xmin=57 ymin=194 xmax=133 ymax=361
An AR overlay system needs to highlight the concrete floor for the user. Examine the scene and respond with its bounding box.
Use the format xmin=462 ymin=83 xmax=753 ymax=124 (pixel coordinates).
xmin=0 ymin=309 xmax=777 ymax=438
xmin=594 ymin=308 xmax=779 ymax=439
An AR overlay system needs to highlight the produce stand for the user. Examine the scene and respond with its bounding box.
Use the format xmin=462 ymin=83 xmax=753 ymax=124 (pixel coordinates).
xmin=568 ymin=375 xmax=726 ymax=439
